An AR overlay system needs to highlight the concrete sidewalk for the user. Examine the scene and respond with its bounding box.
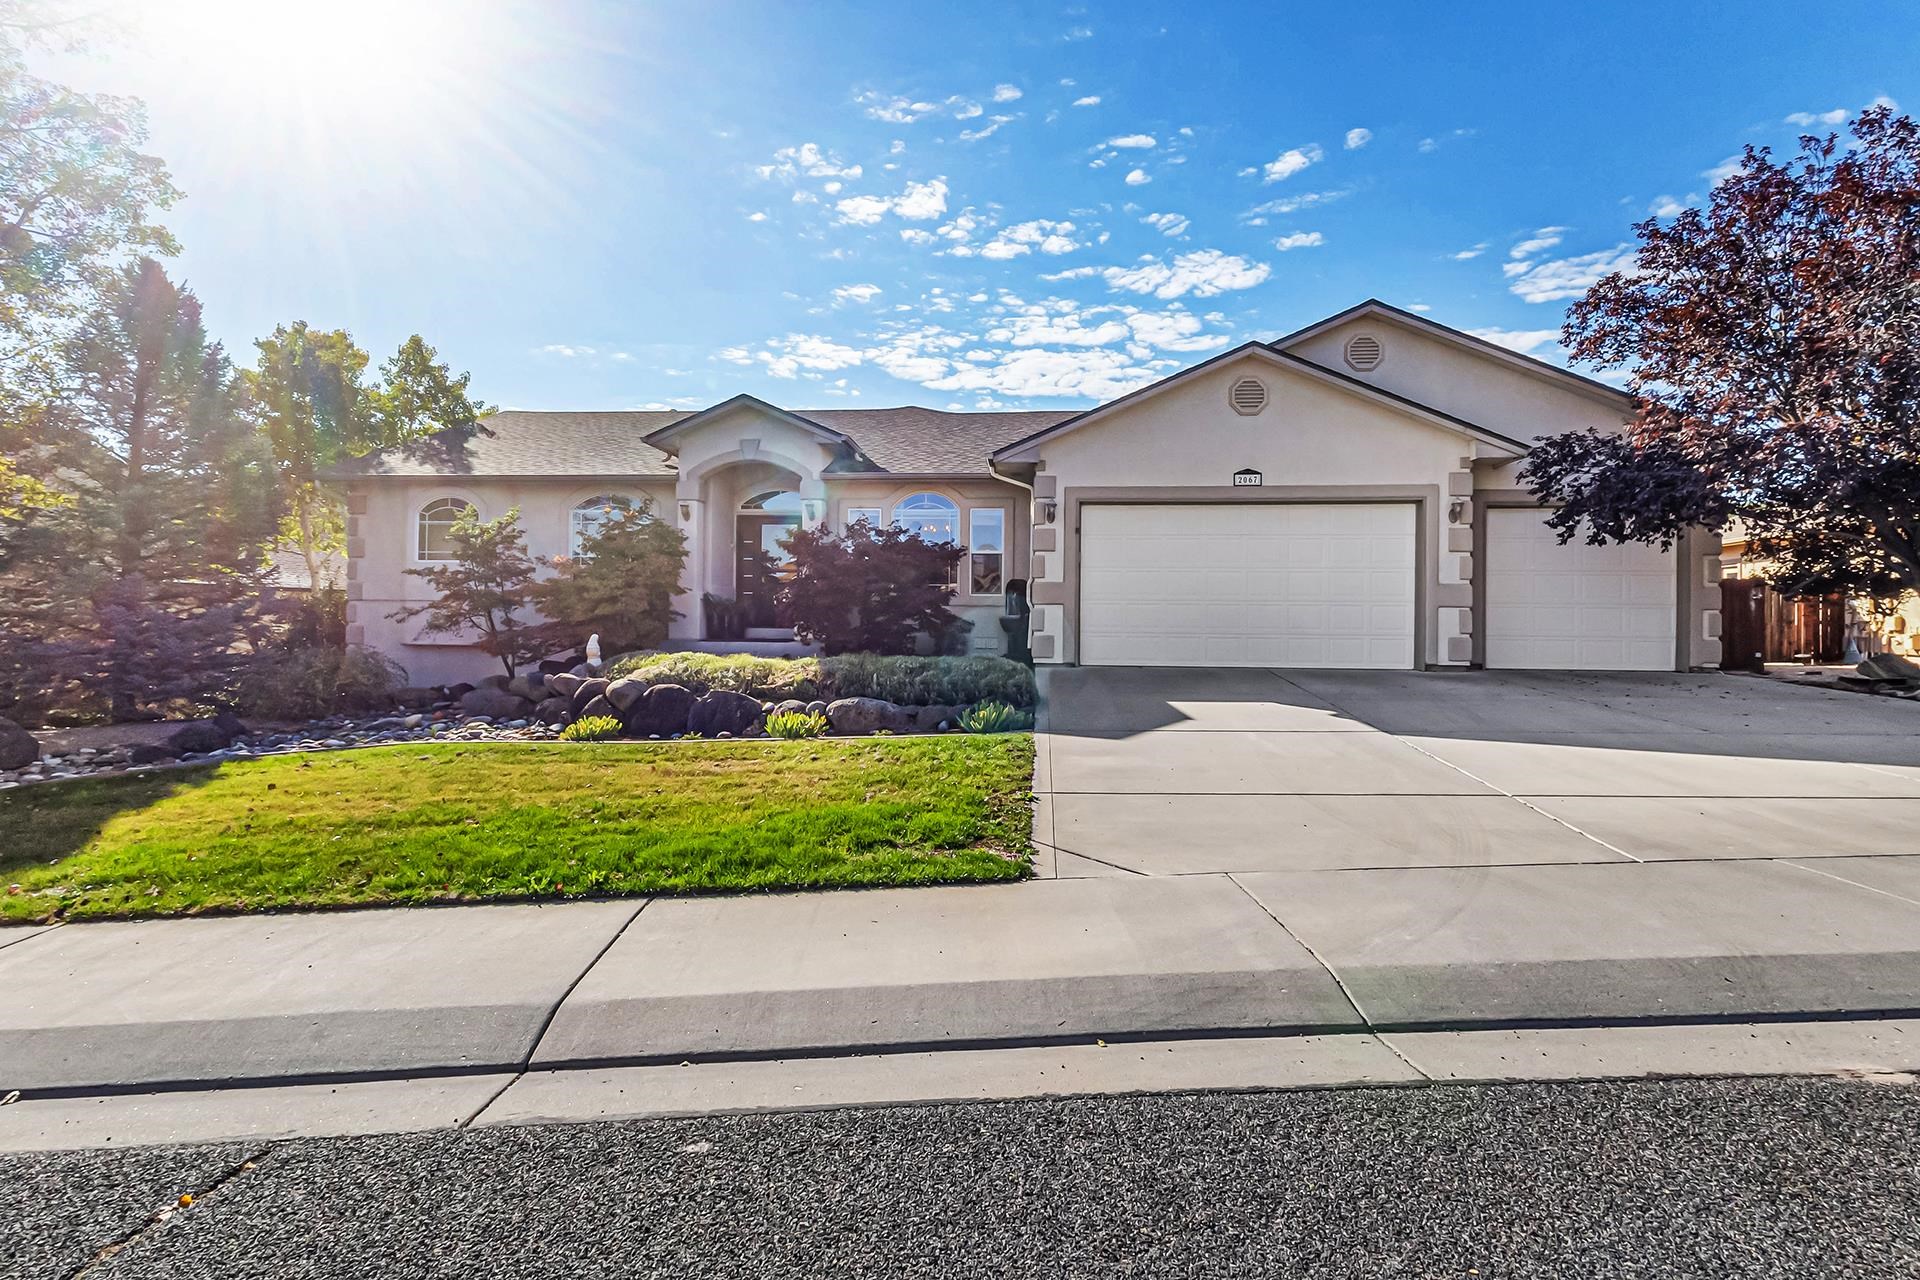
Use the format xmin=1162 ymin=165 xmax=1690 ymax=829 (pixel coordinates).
xmin=5 ymin=859 xmax=1920 ymax=1096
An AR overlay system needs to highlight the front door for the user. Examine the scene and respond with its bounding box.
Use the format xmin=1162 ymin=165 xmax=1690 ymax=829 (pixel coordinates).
xmin=735 ymin=514 xmax=799 ymax=628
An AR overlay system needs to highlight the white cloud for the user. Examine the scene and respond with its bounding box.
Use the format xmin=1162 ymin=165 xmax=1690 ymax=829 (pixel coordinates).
xmin=1039 ymin=265 xmax=1099 ymax=282
xmin=1103 ymin=249 xmax=1271 ymax=299
xmin=1261 ymin=143 xmax=1323 ymax=182
xmin=1702 ymin=154 xmax=1745 ymax=184
xmin=1416 ymin=128 xmax=1476 ymax=155
xmin=1106 ymin=133 xmax=1157 ymax=148
xmin=958 ymin=114 xmax=1015 ymax=143
xmin=1242 ymin=189 xmax=1349 ymax=219
xmin=1073 ymin=95 xmax=1101 ymax=107
xmin=971 ymin=219 xmax=1086 ymax=260
xmin=757 ymin=142 xmax=862 ymax=182
xmin=950 ymin=99 xmax=984 ymax=120
xmin=889 ymin=139 xmax=906 ymax=155
xmin=1449 ymin=243 xmax=1488 ymax=260
xmin=835 ymin=177 xmax=949 ymax=225
xmin=1123 ymin=168 xmax=1150 ymax=186
xmin=1785 ymin=107 xmax=1848 ymax=127
xmin=1509 ymin=227 xmax=1568 ymax=259
xmin=752 ymin=333 xmax=867 ymax=378
xmin=746 ymin=211 xmax=768 ymax=223
xmin=1142 ymin=211 xmax=1189 ymax=237
xmin=1648 ymin=194 xmax=1695 ymax=217
xmin=1505 ymin=245 xmax=1637 ymax=303
xmin=1065 ymin=24 xmax=1093 ymax=39
xmin=1467 ymin=327 xmax=1562 ymax=355
xmin=1343 ymin=127 xmax=1372 ymax=150
xmin=536 ymin=344 xmax=595 ymax=358
xmin=992 ymin=83 xmax=1023 ymax=102
xmin=831 ymin=283 xmax=883 ymax=305
xmin=856 ymin=91 xmax=940 ymax=124
xmin=1273 ymin=231 xmax=1324 ymax=250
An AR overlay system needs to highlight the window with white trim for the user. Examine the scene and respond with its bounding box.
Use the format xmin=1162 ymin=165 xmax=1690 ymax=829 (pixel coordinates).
xmin=968 ymin=508 xmax=1006 ymax=595
xmin=569 ymin=494 xmax=634 ymax=557
xmin=893 ymin=491 xmax=959 ymax=588
xmin=844 ymin=506 xmax=882 ymax=530
xmin=416 ymin=498 xmax=472 ymax=561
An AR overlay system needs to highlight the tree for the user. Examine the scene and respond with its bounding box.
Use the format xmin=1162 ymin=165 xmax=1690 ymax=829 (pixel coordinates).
xmin=1525 ymin=106 xmax=1920 ymax=604
xmin=779 ymin=519 xmax=964 ymax=655
xmin=0 ymin=41 xmax=179 ymax=527
xmin=0 ymin=259 xmax=278 ymax=720
xmin=248 ymin=326 xmax=488 ymax=589
xmin=530 ymin=503 xmax=686 ymax=655
xmin=389 ymin=506 xmax=541 ymax=677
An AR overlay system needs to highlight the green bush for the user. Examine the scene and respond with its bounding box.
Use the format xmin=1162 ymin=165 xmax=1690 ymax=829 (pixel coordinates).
xmin=234 ymin=646 xmax=405 ymax=720
xmin=820 ymin=655 xmax=1036 ymax=709
xmin=602 ymin=651 xmax=1036 ymax=709
xmin=764 ymin=709 xmax=829 ymax=739
xmin=605 ymin=651 xmax=822 ymax=699
xmin=559 ymin=714 xmax=624 ymax=742
xmin=957 ymin=701 xmax=1035 ymax=734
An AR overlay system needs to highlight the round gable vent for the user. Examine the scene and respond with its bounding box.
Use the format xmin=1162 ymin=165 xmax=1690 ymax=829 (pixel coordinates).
xmin=1228 ymin=376 xmax=1268 ymax=416
xmin=1343 ymin=332 xmax=1385 ymax=371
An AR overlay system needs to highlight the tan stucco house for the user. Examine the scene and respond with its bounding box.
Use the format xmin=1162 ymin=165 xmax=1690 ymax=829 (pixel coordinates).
xmin=334 ymin=300 xmax=1723 ymax=685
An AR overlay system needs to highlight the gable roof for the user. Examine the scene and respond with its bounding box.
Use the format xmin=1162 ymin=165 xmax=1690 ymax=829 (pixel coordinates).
xmin=641 ymin=394 xmax=852 ymax=451
xmin=329 ymin=405 xmax=1074 ymax=480
xmin=991 ymin=341 xmax=1529 ymax=462
xmin=1273 ymin=297 xmax=1635 ymax=409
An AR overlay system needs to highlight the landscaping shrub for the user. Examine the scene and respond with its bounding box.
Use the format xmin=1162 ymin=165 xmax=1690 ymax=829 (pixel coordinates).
xmin=779 ymin=522 xmax=965 ymax=654
xmin=559 ymin=714 xmax=624 ymax=741
xmin=605 ymin=651 xmax=822 ymax=699
xmin=234 ymin=646 xmax=405 ymax=720
xmin=820 ymin=655 xmax=1036 ymax=709
xmin=957 ymin=701 xmax=1035 ymax=734
xmin=764 ymin=709 xmax=829 ymax=739
xmin=530 ymin=503 xmax=686 ymax=654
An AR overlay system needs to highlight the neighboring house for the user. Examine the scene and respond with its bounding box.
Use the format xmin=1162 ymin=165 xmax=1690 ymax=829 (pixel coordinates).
xmin=332 ymin=300 xmax=1722 ymax=685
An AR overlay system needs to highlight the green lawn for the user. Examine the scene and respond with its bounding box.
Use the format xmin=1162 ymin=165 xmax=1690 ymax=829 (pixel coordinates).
xmin=0 ymin=736 xmax=1035 ymax=923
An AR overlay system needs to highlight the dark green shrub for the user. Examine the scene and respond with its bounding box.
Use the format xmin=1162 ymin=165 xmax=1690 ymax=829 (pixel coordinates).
xmin=234 ymin=646 xmax=405 ymax=720
xmin=819 ymin=655 xmax=1036 ymax=709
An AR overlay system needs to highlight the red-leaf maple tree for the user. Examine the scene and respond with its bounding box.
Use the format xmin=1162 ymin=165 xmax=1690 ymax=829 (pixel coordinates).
xmin=1525 ymin=106 xmax=1920 ymax=603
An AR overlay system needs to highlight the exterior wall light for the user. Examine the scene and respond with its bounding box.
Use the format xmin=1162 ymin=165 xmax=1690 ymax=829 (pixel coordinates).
xmin=1039 ymin=499 xmax=1059 ymax=524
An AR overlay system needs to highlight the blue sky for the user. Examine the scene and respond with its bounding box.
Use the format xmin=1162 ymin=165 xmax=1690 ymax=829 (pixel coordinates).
xmin=36 ymin=1 xmax=1920 ymax=412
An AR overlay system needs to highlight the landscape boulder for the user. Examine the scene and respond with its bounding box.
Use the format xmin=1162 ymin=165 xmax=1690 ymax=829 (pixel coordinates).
xmin=626 ymin=683 xmax=696 ymax=737
xmin=568 ymin=677 xmax=610 ymax=716
xmin=604 ymin=677 xmax=649 ymax=714
xmin=768 ymin=699 xmax=812 ymax=718
xmin=826 ymin=697 xmax=911 ymax=736
xmin=0 ymin=717 xmax=39 ymax=771
xmin=392 ymin=686 xmax=440 ymax=710
xmin=445 ymin=682 xmax=475 ymax=702
xmin=475 ymin=673 xmax=511 ymax=692
xmin=688 ymin=689 xmax=765 ymax=738
xmin=544 ymin=672 xmax=584 ymax=700
xmin=506 ymin=673 xmax=544 ymax=701
xmin=903 ymin=704 xmax=961 ymax=733
xmin=127 ymin=743 xmax=176 ymax=765
xmin=576 ymin=694 xmax=618 ymax=724
xmin=165 ymin=717 xmax=240 ymax=756
xmin=460 ymin=687 xmax=533 ymax=720
xmin=805 ymin=700 xmax=829 ymax=717
xmin=533 ymin=696 xmax=573 ymax=726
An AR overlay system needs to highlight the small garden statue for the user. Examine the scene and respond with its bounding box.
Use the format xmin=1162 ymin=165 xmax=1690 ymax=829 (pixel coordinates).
xmin=585 ymin=633 xmax=602 ymax=673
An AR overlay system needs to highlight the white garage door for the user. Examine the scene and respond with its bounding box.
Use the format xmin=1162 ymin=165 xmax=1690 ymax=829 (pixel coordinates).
xmin=1078 ymin=503 xmax=1417 ymax=668
xmin=1485 ymin=508 xmax=1676 ymax=670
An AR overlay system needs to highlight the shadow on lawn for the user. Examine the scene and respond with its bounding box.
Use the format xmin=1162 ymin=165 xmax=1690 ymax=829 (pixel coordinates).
xmin=0 ymin=764 xmax=219 ymax=878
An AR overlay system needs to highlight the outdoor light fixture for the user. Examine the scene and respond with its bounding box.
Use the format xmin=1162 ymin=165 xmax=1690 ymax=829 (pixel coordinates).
xmin=678 ymin=501 xmax=693 ymax=524
xmin=801 ymin=498 xmax=826 ymax=526
xmin=1039 ymin=499 xmax=1058 ymax=524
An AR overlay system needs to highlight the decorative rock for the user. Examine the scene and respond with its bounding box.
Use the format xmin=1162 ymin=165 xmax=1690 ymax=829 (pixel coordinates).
xmin=826 ymin=697 xmax=911 ymax=736
xmin=0 ymin=718 xmax=38 ymax=771
xmin=544 ymin=672 xmax=584 ymax=700
xmin=625 ymin=683 xmax=695 ymax=738
xmin=393 ymin=686 xmax=440 ymax=709
xmin=127 ymin=743 xmax=176 ymax=765
xmin=604 ymin=677 xmax=649 ymax=714
xmin=459 ymin=687 xmax=533 ymax=720
xmin=165 ymin=719 xmax=234 ymax=756
xmin=533 ymin=696 xmax=572 ymax=726
xmin=445 ymin=682 xmax=475 ymax=702
xmin=568 ymin=678 xmax=610 ymax=716
xmin=576 ymin=694 xmax=618 ymax=724
xmin=770 ymin=699 xmax=811 ymax=718
xmin=903 ymin=704 xmax=960 ymax=733
xmin=688 ymin=689 xmax=765 ymax=739
xmin=805 ymin=701 xmax=828 ymax=717
xmin=476 ymin=674 xmax=512 ymax=692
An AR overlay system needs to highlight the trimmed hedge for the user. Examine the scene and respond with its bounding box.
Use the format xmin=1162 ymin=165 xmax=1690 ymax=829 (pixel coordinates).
xmin=603 ymin=652 xmax=1036 ymax=710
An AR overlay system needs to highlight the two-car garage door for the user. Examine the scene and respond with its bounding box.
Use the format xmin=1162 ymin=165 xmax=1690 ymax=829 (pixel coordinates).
xmin=1078 ymin=504 xmax=1416 ymax=667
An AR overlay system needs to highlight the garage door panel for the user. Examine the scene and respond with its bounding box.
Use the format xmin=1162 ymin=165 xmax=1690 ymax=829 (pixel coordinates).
xmin=1486 ymin=509 xmax=1675 ymax=671
xmin=1079 ymin=504 xmax=1417 ymax=669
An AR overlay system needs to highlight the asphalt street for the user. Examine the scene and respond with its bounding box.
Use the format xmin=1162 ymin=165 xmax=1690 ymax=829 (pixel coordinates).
xmin=4 ymin=1075 xmax=1917 ymax=1278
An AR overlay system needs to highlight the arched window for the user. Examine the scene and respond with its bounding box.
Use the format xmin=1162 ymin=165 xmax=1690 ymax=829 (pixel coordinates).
xmin=891 ymin=492 xmax=959 ymax=545
xmin=417 ymin=498 xmax=472 ymax=561
xmin=569 ymin=494 xmax=635 ymax=557
xmin=740 ymin=490 xmax=805 ymax=515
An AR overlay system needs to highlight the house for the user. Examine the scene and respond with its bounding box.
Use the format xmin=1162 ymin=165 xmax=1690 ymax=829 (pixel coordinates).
xmin=332 ymin=300 xmax=1723 ymax=684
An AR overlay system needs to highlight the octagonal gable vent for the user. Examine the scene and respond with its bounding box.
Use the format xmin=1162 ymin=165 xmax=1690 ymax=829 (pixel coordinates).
xmin=1228 ymin=376 xmax=1268 ymax=416
xmin=1343 ymin=332 xmax=1385 ymax=371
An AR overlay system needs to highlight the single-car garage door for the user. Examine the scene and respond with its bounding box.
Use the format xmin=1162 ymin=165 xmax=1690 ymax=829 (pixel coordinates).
xmin=1485 ymin=508 xmax=1675 ymax=670
xmin=1078 ymin=503 xmax=1417 ymax=667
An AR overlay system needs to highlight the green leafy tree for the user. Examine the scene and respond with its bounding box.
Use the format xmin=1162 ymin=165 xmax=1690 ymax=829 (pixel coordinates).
xmin=0 ymin=259 xmax=277 ymax=720
xmin=248 ymin=325 xmax=487 ymax=589
xmin=779 ymin=520 xmax=964 ymax=655
xmin=389 ymin=506 xmax=541 ymax=677
xmin=530 ymin=503 xmax=687 ymax=655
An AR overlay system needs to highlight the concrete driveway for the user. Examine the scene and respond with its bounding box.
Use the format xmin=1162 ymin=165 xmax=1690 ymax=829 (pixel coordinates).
xmin=1035 ymin=667 xmax=1920 ymax=876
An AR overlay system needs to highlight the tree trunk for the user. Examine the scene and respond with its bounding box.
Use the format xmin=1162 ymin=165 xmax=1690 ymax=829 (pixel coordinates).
xmin=110 ymin=339 xmax=155 ymax=723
